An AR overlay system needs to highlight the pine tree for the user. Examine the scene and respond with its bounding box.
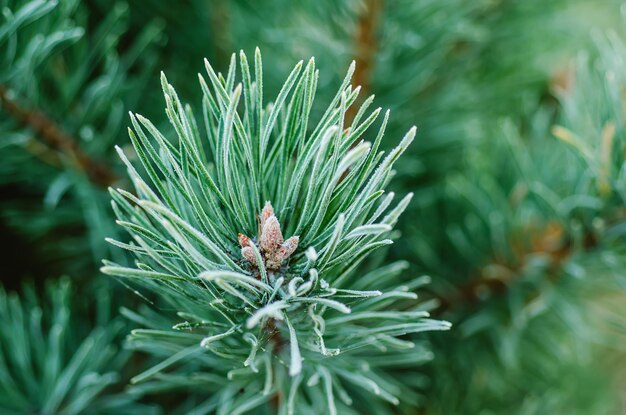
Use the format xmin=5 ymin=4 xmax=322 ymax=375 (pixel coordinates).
xmin=2 ymin=0 xmax=626 ymax=414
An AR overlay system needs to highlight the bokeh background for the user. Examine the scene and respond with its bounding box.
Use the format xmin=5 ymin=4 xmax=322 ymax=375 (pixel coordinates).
xmin=2 ymin=0 xmax=626 ymax=413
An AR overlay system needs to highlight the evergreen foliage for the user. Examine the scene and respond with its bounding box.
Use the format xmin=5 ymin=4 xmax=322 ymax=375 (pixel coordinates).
xmin=102 ymin=51 xmax=449 ymax=414
xmin=1 ymin=0 xmax=626 ymax=414
xmin=415 ymin=10 xmax=626 ymax=414
xmin=0 ymin=279 xmax=157 ymax=414
xmin=0 ymin=0 xmax=162 ymax=279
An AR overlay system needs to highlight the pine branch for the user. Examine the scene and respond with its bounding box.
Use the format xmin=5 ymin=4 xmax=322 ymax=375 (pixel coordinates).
xmin=434 ymin=23 xmax=626 ymax=315
xmin=0 ymin=279 xmax=158 ymax=414
xmin=102 ymin=50 xmax=449 ymax=414
xmin=0 ymin=84 xmax=118 ymax=187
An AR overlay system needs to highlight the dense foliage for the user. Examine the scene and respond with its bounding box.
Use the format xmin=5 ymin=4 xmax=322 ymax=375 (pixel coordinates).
xmin=1 ymin=0 xmax=626 ymax=413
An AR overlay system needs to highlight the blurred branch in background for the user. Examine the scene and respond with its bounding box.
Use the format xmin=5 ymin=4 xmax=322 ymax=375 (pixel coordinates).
xmin=347 ymin=0 xmax=383 ymax=124
xmin=0 ymin=84 xmax=118 ymax=187
xmin=0 ymin=0 xmax=163 ymax=282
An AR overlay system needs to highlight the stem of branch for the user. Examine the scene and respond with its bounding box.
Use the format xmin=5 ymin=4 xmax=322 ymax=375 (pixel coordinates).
xmin=347 ymin=0 xmax=383 ymax=125
xmin=0 ymin=84 xmax=118 ymax=187
xmin=435 ymin=221 xmax=601 ymax=314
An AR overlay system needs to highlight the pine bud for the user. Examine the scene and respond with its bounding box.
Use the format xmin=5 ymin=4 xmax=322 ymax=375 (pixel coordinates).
xmin=260 ymin=201 xmax=274 ymax=230
xmin=260 ymin=215 xmax=284 ymax=252
xmin=277 ymin=236 xmax=299 ymax=261
xmin=238 ymin=233 xmax=251 ymax=248
xmin=241 ymin=247 xmax=257 ymax=265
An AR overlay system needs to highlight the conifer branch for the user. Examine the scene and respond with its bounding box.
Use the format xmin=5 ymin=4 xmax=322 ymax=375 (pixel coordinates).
xmin=103 ymin=50 xmax=449 ymax=414
xmin=0 ymin=279 xmax=156 ymax=414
